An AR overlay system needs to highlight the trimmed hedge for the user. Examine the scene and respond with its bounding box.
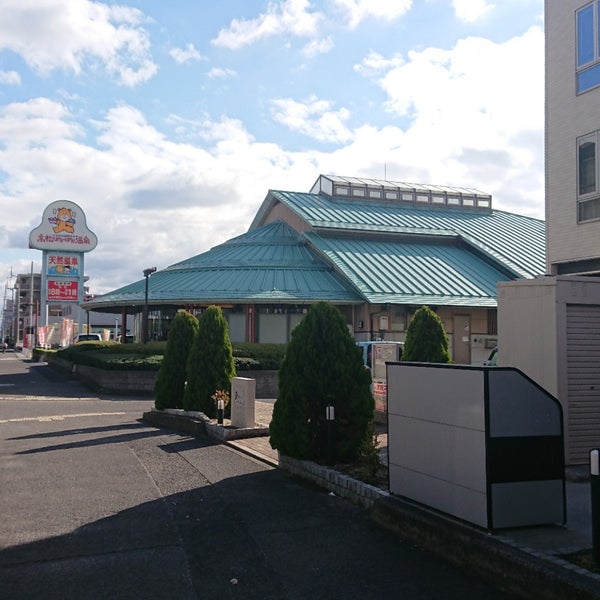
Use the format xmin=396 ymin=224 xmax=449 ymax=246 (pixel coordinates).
xmin=48 ymin=340 xmax=285 ymax=372
xmin=232 ymin=343 xmax=287 ymax=370
xmin=53 ymin=342 xmax=164 ymax=370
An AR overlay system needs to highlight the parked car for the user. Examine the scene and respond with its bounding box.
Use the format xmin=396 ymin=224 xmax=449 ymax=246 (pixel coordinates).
xmin=74 ymin=333 xmax=102 ymax=343
xmin=484 ymin=346 xmax=498 ymax=366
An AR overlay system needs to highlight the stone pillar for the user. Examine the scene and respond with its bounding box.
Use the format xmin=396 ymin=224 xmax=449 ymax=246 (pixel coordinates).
xmin=231 ymin=377 xmax=256 ymax=428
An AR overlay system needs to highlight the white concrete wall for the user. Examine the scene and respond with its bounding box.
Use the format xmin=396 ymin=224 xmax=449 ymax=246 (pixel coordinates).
xmin=497 ymin=278 xmax=559 ymax=396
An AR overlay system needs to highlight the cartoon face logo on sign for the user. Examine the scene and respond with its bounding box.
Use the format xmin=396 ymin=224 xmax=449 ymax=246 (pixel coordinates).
xmin=29 ymin=200 xmax=97 ymax=252
xmin=51 ymin=207 xmax=76 ymax=234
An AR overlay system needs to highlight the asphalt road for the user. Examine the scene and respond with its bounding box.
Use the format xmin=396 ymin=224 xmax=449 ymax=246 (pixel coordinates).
xmin=0 ymin=354 xmax=519 ymax=599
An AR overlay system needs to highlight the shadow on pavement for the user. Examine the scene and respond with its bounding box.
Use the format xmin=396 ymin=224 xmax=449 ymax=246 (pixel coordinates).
xmin=0 ymin=467 xmax=513 ymax=600
xmin=8 ymin=421 xmax=156 ymax=442
xmin=13 ymin=426 xmax=166 ymax=455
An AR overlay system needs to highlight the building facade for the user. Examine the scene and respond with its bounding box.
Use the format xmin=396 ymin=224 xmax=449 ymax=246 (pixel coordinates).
xmin=546 ymin=0 xmax=600 ymax=274
xmin=1 ymin=271 xmax=134 ymax=348
xmin=1 ymin=271 xmax=42 ymax=348
xmin=86 ymin=174 xmax=545 ymax=365
xmin=497 ymin=1 xmax=600 ymax=464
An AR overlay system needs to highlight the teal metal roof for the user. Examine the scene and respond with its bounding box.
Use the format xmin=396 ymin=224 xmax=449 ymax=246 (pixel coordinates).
xmin=305 ymin=233 xmax=511 ymax=307
xmin=251 ymin=188 xmax=545 ymax=279
xmin=84 ymin=221 xmax=362 ymax=310
xmin=86 ymin=175 xmax=546 ymax=312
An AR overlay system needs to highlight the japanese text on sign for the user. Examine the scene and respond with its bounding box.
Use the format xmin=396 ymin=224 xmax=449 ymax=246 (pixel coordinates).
xmin=47 ymin=280 xmax=79 ymax=302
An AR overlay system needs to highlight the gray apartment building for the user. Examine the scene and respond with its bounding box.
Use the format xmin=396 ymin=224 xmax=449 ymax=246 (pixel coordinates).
xmin=498 ymin=1 xmax=600 ymax=464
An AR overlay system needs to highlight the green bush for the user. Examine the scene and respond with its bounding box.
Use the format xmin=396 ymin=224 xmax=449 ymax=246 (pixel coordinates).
xmin=234 ymin=356 xmax=260 ymax=371
xmin=402 ymin=305 xmax=451 ymax=363
xmin=55 ymin=348 xmax=161 ymax=370
xmin=55 ymin=341 xmax=113 ymax=361
xmin=33 ymin=347 xmax=56 ymax=360
xmin=154 ymin=311 xmax=199 ymax=410
xmin=183 ymin=306 xmax=236 ymax=417
xmin=232 ymin=343 xmax=286 ymax=370
xmin=52 ymin=338 xmax=285 ymax=374
xmin=269 ymin=301 xmax=373 ymax=463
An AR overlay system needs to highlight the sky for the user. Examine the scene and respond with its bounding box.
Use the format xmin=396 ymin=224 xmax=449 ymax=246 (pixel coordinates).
xmin=0 ymin=0 xmax=545 ymax=297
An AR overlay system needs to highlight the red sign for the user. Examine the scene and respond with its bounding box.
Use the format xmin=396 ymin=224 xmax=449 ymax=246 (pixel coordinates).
xmin=48 ymin=280 xmax=79 ymax=302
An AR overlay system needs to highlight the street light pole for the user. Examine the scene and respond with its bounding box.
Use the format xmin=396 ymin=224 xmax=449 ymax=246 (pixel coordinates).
xmin=143 ymin=267 xmax=156 ymax=344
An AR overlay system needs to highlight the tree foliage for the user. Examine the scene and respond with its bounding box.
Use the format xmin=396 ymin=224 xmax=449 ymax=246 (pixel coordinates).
xmin=401 ymin=305 xmax=451 ymax=363
xmin=183 ymin=305 xmax=236 ymax=416
xmin=154 ymin=311 xmax=199 ymax=410
xmin=269 ymin=301 xmax=373 ymax=463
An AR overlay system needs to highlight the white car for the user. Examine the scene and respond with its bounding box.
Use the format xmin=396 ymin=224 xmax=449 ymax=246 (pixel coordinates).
xmin=74 ymin=333 xmax=102 ymax=343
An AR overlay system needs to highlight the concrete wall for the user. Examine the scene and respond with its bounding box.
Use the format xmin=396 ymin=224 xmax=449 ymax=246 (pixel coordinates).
xmin=497 ymin=277 xmax=560 ymax=396
xmin=498 ymin=275 xmax=600 ymax=464
xmin=50 ymin=357 xmax=279 ymax=398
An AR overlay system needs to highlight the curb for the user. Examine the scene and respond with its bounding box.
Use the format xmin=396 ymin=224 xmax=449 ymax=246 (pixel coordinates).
xmin=142 ymin=409 xmax=269 ymax=441
xmin=278 ymin=453 xmax=389 ymax=510
xmin=371 ymin=495 xmax=600 ymax=600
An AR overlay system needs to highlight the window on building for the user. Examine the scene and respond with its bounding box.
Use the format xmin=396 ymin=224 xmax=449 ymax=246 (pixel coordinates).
xmin=578 ymin=134 xmax=597 ymax=195
xmin=576 ymin=2 xmax=600 ymax=93
xmin=579 ymin=197 xmax=600 ymax=221
xmin=577 ymin=131 xmax=600 ymax=221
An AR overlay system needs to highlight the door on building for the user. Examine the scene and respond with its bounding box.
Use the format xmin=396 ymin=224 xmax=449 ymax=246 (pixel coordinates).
xmin=566 ymin=304 xmax=600 ymax=464
xmin=453 ymin=315 xmax=471 ymax=364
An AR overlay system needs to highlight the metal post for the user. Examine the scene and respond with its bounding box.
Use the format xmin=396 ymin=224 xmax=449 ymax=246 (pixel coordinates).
xmin=326 ymin=404 xmax=335 ymax=465
xmin=592 ymin=449 xmax=600 ymax=564
xmin=142 ymin=267 xmax=156 ymax=344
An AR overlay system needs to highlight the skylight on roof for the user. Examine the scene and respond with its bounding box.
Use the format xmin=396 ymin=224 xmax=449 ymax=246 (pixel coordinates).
xmin=311 ymin=174 xmax=492 ymax=211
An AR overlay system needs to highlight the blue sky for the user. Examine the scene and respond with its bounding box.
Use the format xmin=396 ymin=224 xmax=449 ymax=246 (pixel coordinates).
xmin=0 ymin=0 xmax=544 ymax=296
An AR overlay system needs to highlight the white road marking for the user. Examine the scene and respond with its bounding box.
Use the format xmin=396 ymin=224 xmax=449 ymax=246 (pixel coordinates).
xmin=0 ymin=412 xmax=126 ymax=424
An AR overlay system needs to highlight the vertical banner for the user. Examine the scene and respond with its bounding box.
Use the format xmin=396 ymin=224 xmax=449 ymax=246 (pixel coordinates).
xmin=61 ymin=319 xmax=74 ymax=347
xmin=37 ymin=326 xmax=47 ymax=347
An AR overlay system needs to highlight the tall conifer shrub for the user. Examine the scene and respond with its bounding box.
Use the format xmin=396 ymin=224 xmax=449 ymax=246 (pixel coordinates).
xmin=183 ymin=305 xmax=236 ymax=416
xmin=154 ymin=310 xmax=199 ymax=410
xmin=269 ymin=301 xmax=373 ymax=462
xmin=402 ymin=305 xmax=451 ymax=363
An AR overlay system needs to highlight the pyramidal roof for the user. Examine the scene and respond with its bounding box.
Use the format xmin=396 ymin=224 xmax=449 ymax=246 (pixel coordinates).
xmin=85 ymin=174 xmax=546 ymax=312
xmin=85 ymin=220 xmax=362 ymax=310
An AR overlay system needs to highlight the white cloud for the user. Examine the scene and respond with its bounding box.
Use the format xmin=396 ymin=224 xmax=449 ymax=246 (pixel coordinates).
xmin=354 ymin=26 xmax=544 ymax=215
xmin=302 ymin=36 xmax=334 ymax=57
xmin=0 ymin=70 xmax=21 ymax=85
xmin=452 ymin=0 xmax=494 ymax=23
xmin=207 ymin=67 xmax=237 ymax=79
xmin=270 ymin=95 xmax=352 ymax=143
xmin=211 ymin=0 xmax=323 ymax=50
xmin=0 ymin=97 xmax=82 ymax=147
xmin=0 ymin=0 xmax=157 ymax=86
xmin=169 ymin=43 xmax=203 ymax=64
xmin=354 ymin=51 xmax=404 ymax=77
xmin=330 ymin=0 xmax=412 ymax=29
xmin=0 ymin=21 xmax=545 ymax=295
xmin=0 ymin=99 xmax=319 ymax=293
